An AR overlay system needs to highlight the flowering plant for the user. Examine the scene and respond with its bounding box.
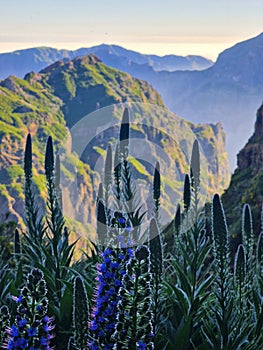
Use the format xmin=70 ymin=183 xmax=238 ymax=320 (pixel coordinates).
xmin=4 ymin=268 xmax=54 ymax=350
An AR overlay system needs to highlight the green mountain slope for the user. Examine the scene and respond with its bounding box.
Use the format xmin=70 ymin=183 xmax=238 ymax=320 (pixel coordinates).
xmin=0 ymin=55 xmax=230 ymax=241
xmin=27 ymin=54 xmax=164 ymax=127
xmin=0 ymin=75 xmax=65 ymax=221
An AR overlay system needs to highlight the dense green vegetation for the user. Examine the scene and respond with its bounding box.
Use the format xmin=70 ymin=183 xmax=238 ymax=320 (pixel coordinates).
xmin=0 ymin=56 xmax=230 ymax=243
xmin=1 ymin=109 xmax=263 ymax=349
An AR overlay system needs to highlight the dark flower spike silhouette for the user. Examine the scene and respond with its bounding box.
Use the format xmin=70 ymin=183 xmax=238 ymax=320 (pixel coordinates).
xmin=0 ymin=305 xmax=10 ymax=347
xmin=183 ymin=174 xmax=191 ymax=212
xmin=153 ymin=161 xmax=161 ymax=215
xmin=45 ymin=136 xmax=54 ymax=179
xmin=119 ymin=107 xmax=130 ymax=158
xmin=72 ymin=276 xmax=89 ymax=350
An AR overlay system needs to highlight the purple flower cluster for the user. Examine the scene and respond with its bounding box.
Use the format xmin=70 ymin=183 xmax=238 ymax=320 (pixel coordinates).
xmin=90 ymin=243 xmax=133 ymax=350
xmin=137 ymin=340 xmax=147 ymax=350
xmin=4 ymin=269 xmax=54 ymax=350
xmin=112 ymin=246 xmax=154 ymax=350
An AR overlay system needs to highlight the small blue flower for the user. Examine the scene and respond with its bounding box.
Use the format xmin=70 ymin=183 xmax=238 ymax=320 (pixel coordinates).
xmin=137 ymin=340 xmax=147 ymax=350
xmin=118 ymin=217 xmax=126 ymax=225
xmin=36 ymin=305 xmax=42 ymax=311
xmin=114 ymin=279 xmax=121 ymax=287
xmin=91 ymin=323 xmax=98 ymax=331
xmin=7 ymin=339 xmax=14 ymax=350
xmin=100 ymin=263 xmax=107 ymax=272
xmin=110 ymin=262 xmax=120 ymax=269
xmin=105 ymin=271 xmax=114 ymax=279
xmin=18 ymin=318 xmax=27 ymax=327
xmin=12 ymin=295 xmax=23 ymax=303
xmin=28 ymin=326 xmax=37 ymax=336
xmin=43 ymin=323 xmax=52 ymax=332
xmin=10 ymin=325 xmax=19 ymax=337
xmin=105 ymin=257 xmax=111 ymax=264
xmin=40 ymin=336 xmax=48 ymax=346
xmin=103 ymin=248 xmax=112 ymax=256
xmin=128 ymin=248 xmax=133 ymax=256
xmin=98 ymin=316 xmax=105 ymax=323
xmin=43 ymin=316 xmax=50 ymax=323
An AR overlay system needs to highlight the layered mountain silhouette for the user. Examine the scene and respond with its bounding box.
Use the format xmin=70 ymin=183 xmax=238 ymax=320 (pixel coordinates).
xmin=0 ymin=44 xmax=212 ymax=81
xmin=0 ymin=33 xmax=262 ymax=168
xmin=137 ymin=33 xmax=263 ymax=168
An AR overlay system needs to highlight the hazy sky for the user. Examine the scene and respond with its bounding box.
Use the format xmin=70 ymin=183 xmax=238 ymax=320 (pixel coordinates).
xmin=0 ymin=0 xmax=262 ymax=60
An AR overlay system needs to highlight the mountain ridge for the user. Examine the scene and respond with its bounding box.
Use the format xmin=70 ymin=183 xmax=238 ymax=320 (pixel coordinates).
xmin=151 ymin=32 xmax=263 ymax=168
xmin=0 ymin=44 xmax=213 ymax=81
xmin=1 ymin=33 xmax=262 ymax=168
xmin=0 ymin=54 xmax=230 ymax=233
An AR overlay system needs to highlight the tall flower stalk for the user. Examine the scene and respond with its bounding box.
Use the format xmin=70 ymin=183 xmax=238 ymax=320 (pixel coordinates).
xmin=24 ymin=133 xmax=45 ymax=248
xmin=90 ymin=215 xmax=133 ymax=350
xmin=112 ymin=246 xmax=154 ymax=350
xmin=149 ymin=218 xmax=163 ymax=339
xmin=69 ymin=276 xmax=89 ymax=350
xmin=0 ymin=305 xmax=10 ymax=347
xmin=5 ymin=268 xmax=54 ymax=350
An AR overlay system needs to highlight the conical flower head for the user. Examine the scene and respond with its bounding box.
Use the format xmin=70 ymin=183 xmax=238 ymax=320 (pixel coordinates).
xmin=183 ymin=174 xmax=191 ymax=212
xmin=174 ymin=204 xmax=181 ymax=235
xmin=24 ymin=133 xmax=32 ymax=179
xmin=190 ymin=139 xmax=200 ymax=189
xmin=234 ymin=244 xmax=246 ymax=285
xmin=45 ymin=136 xmax=54 ymax=178
xmin=212 ymin=193 xmax=228 ymax=264
xmin=119 ymin=108 xmax=130 ymax=157
xmin=153 ymin=161 xmax=161 ymax=201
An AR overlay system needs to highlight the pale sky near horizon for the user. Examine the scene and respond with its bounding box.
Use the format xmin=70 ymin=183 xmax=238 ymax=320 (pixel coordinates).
xmin=0 ymin=0 xmax=262 ymax=60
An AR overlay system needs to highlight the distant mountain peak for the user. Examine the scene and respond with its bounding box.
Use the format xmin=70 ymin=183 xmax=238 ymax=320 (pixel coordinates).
xmin=39 ymin=54 xmax=101 ymax=75
xmin=0 ymin=43 xmax=213 ymax=83
xmin=215 ymin=31 xmax=263 ymax=67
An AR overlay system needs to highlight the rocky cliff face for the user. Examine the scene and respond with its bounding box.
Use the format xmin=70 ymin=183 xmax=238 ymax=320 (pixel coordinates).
xmin=222 ymin=103 xmax=263 ymax=236
xmin=237 ymin=104 xmax=263 ymax=172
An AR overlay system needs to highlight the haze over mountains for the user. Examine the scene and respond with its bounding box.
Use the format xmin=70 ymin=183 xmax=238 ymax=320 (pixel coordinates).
xmin=0 ymin=44 xmax=213 ymax=81
xmin=0 ymin=33 xmax=262 ymax=167
xmin=151 ymin=33 xmax=263 ymax=168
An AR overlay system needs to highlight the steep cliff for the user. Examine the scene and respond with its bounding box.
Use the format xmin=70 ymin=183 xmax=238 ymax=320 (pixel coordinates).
xmin=223 ymin=103 xmax=263 ymax=236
